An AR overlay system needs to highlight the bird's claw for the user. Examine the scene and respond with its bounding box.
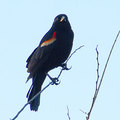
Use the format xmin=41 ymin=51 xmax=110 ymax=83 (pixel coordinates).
xmin=51 ymin=78 xmax=61 ymax=85
xmin=60 ymin=63 xmax=71 ymax=70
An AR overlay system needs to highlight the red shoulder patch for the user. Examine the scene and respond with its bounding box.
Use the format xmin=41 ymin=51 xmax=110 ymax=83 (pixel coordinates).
xmin=41 ymin=32 xmax=56 ymax=47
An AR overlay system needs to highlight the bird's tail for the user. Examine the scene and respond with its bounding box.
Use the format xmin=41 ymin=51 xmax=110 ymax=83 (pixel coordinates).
xmin=26 ymin=72 xmax=46 ymax=111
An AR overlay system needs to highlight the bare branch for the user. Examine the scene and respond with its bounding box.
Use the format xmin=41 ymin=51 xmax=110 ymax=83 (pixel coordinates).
xmin=10 ymin=45 xmax=84 ymax=120
xmin=97 ymin=30 xmax=120 ymax=93
xmin=86 ymin=30 xmax=120 ymax=120
xmin=96 ymin=45 xmax=100 ymax=92
xmin=67 ymin=106 xmax=71 ymax=120
xmin=86 ymin=45 xmax=100 ymax=120
xmin=80 ymin=109 xmax=88 ymax=115
xmin=66 ymin=45 xmax=84 ymax=63
xmin=10 ymin=82 xmax=52 ymax=120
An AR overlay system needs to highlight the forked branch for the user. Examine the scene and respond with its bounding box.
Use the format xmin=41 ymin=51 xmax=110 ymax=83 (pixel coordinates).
xmin=86 ymin=30 xmax=120 ymax=120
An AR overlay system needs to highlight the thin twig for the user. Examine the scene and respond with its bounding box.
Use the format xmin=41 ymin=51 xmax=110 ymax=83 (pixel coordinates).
xmin=80 ymin=109 xmax=88 ymax=115
xmin=86 ymin=30 xmax=120 ymax=120
xmin=96 ymin=45 xmax=100 ymax=92
xmin=67 ymin=106 xmax=71 ymax=120
xmin=66 ymin=45 xmax=84 ymax=63
xmin=97 ymin=31 xmax=120 ymax=93
xmin=86 ymin=46 xmax=100 ymax=120
xmin=57 ymin=68 xmax=64 ymax=79
xmin=10 ymin=45 xmax=84 ymax=120
xmin=11 ymin=82 xmax=52 ymax=120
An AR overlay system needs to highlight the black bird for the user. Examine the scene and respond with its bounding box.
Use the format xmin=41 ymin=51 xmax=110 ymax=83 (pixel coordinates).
xmin=26 ymin=14 xmax=74 ymax=111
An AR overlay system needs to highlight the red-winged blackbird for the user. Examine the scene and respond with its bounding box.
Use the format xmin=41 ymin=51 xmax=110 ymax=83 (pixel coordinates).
xmin=26 ymin=14 xmax=74 ymax=111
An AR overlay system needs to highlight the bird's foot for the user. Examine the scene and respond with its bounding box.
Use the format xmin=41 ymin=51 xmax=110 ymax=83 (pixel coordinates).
xmin=46 ymin=73 xmax=60 ymax=85
xmin=60 ymin=63 xmax=71 ymax=70
xmin=51 ymin=78 xmax=61 ymax=85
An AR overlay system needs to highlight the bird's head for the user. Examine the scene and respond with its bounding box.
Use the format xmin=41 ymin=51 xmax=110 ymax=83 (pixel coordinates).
xmin=52 ymin=14 xmax=71 ymax=31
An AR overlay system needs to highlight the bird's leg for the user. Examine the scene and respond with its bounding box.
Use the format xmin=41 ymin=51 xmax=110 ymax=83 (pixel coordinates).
xmin=46 ymin=73 xmax=60 ymax=85
xmin=60 ymin=63 xmax=71 ymax=70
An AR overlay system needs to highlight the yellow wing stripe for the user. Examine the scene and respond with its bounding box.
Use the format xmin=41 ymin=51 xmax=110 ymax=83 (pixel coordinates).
xmin=41 ymin=32 xmax=56 ymax=47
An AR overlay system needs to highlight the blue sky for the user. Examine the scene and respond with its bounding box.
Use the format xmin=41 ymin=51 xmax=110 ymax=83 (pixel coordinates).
xmin=0 ymin=0 xmax=120 ymax=120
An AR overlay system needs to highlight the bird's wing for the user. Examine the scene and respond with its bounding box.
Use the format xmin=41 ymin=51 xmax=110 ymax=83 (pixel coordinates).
xmin=26 ymin=47 xmax=37 ymax=68
xmin=26 ymin=31 xmax=56 ymax=81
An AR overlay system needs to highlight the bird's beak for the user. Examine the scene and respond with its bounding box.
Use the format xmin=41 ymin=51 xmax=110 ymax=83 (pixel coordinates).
xmin=60 ymin=16 xmax=66 ymax=22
